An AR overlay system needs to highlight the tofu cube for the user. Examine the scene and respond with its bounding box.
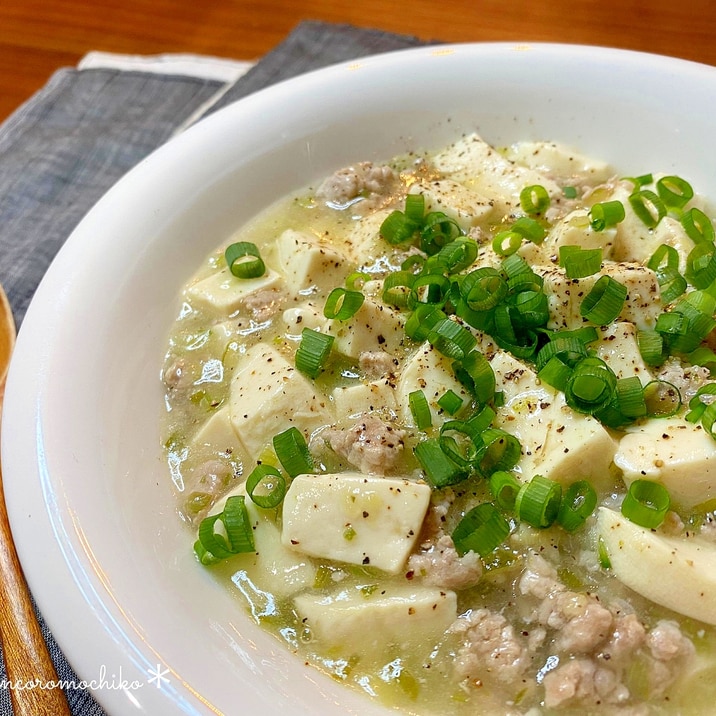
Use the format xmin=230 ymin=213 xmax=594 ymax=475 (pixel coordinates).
xmin=331 ymin=379 xmax=397 ymax=418
xmin=294 ymin=585 xmax=457 ymax=657
xmin=276 ymin=229 xmax=348 ymax=294
xmin=594 ymin=322 xmax=652 ymax=383
xmin=281 ymin=472 xmax=431 ymax=574
xmin=229 ymin=344 xmax=333 ymax=457
xmin=411 ymin=179 xmax=495 ymax=231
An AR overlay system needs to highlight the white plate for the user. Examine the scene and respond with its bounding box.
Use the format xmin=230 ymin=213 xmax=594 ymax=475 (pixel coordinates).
xmin=3 ymin=42 xmax=716 ymax=715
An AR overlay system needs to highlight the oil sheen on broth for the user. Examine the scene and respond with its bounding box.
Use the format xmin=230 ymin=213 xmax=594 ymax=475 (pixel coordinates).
xmin=160 ymin=133 xmax=716 ymax=714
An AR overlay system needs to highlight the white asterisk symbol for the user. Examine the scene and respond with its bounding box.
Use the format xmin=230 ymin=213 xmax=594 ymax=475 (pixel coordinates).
xmin=147 ymin=663 xmax=171 ymax=689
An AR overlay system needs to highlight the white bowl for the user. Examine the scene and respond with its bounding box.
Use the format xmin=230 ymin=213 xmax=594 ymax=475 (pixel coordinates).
xmin=3 ymin=42 xmax=716 ymax=715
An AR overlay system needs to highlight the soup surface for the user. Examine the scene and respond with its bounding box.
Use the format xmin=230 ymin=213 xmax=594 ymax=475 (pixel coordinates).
xmin=161 ymin=133 xmax=716 ymax=714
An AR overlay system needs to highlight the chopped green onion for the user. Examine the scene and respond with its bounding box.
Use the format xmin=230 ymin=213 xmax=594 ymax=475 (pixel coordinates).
xmin=195 ymin=495 xmax=255 ymax=562
xmin=637 ymin=329 xmax=666 ymax=366
xmin=439 ymin=420 xmax=480 ymax=468
xmin=685 ymin=242 xmax=716 ymax=289
xmin=295 ymin=328 xmax=334 ymax=379
xmin=437 ymin=389 xmax=463 ymax=415
xmin=589 ymin=200 xmax=625 ymax=231
xmin=408 ymin=273 xmax=450 ymax=308
xmin=408 ymin=390 xmax=432 ymax=430
xmin=520 ymin=184 xmax=551 ymax=214
xmin=404 ymin=304 xmax=446 ymax=342
xmin=656 ymin=175 xmax=694 ymax=210
xmin=428 ymin=317 xmax=477 ymax=360
xmin=537 ymin=356 xmax=572 ymax=392
xmin=565 ymin=356 xmax=617 ymax=415
xmin=629 ymin=189 xmax=666 ymax=228
xmin=688 ymin=346 xmax=716 ymax=374
xmin=643 ymin=379 xmax=682 ymax=418
xmin=467 ymin=404 xmax=496 ymax=433
xmin=272 ymin=427 xmax=313 ymax=478
xmin=557 ymin=480 xmax=597 ymax=532
xmin=492 ymin=230 xmax=523 ymax=256
xmin=681 ymin=207 xmax=715 ymax=244
xmin=598 ymin=536 xmax=611 ymax=569
xmin=436 ymin=237 xmax=478 ymax=274
xmin=615 ymin=376 xmax=647 ymax=418
xmin=515 ymin=475 xmax=562 ymax=528
xmin=461 ymin=267 xmax=508 ymax=311
xmin=685 ymin=383 xmax=716 ymax=426
xmin=475 ymin=428 xmax=522 ymax=476
xmin=511 ymin=216 xmax=547 ymax=244
xmin=345 ymin=271 xmax=371 ymax=291
xmin=414 ymin=438 xmax=467 ymax=488
xmin=489 ymin=471 xmax=521 ymax=511
xmin=452 ymin=503 xmax=511 ymax=557
xmin=380 ymin=210 xmax=419 ymax=245
xmin=621 ymin=479 xmax=670 ymax=528
xmin=246 ymin=463 xmax=287 ymax=508
xmin=382 ymin=270 xmax=416 ymax=309
xmin=559 ymin=246 xmax=603 ymax=278
xmin=420 ymin=212 xmax=462 ymax=255
xmin=453 ymin=350 xmax=496 ymax=404
xmin=562 ymin=186 xmax=578 ymax=199
xmin=647 ymin=244 xmax=680 ymax=273
xmin=224 ymin=241 xmax=266 ymax=279
xmin=404 ymin=193 xmax=426 ymax=223
xmin=536 ymin=335 xmax=589 ymax=371
xmin=623 ymin=173 xmax=654 ymax=190
xmin=323 ymin=287 xmax=365 ymax=320
xmin=580 ymin=275 xmax=627 ymax=325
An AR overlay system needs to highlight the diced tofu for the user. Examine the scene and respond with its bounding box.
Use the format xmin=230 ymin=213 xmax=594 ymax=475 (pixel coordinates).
xmin=186 ymin=266 xmax=284 ymax=315
xmin=229 ymin=344 xmax=333 ymax=457
xmin=410 ymin=179 xmax=494 ymax=231
xmin=211 ymin=485 xmax=316 ymax=598
xmin=490 ymin=350 xmax=616 ymax=488
xmin=432 ymin=133 xmax=561 ymax=212
xmin=281 ymin=301 xmax=328 ymax=339
xmin=281 ymin=472 xmax=431 ymax=574
xmin=396 ymin=342 xmax=472 ymax=428
xmin=594 ymin=322 xmax=652 ymax=383
xmin=189 ymin=405 xmax=246 ymax=460
xmin=533 ymin=209 xmax=617 ymax=261
xmin=536 ymin=261 xmax=661 ymax=331
xmin=331 ymin=379 xmax=397 ymax=418
xmin=506 ymin=141 xmax=613 ymax=183
xmin=614 ymin=417 xmax=716 ymax=509
xmin=276 ymin=229 xmax=348 ymax=294
xmin=294 ymin=585 xmax=457 ymax=657
xmin=328 ymin=295 xmax=405 ymax=358
xmin=598 ymin=507 xmax=716 ymax=625
xmin=343 ymin=209 xmax=392 ymax=265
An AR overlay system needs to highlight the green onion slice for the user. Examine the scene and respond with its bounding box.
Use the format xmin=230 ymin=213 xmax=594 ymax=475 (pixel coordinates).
xmin=323 ymin=287 xmax=365 ymax=320
xmin=565 ymin=356 xmax=617 ymax=415
xmin=439 ymin=421 xmax=480 ymax=468
xmin=681 ymin=207 xmax=715 ymax=245
xmin=557 ymin=480 xmax=597 ymax=532
xmin=489 ymin=471 xmax=521 ymax=511
xmin=621 ymin=479 xmax=670 ymax=529
xmin=345 ymin=271 xmax=371 ymax=291
xmin=382 ymin=270 xmax=416 ymax=309
xmin=559 ymin=246 xmax=603 ymax=278
xmin=685 ymin=383 xmax=716 ymax=425
xmin=511 ymin=216 xmax=547 ymax=244
xmin=629 ymin=189 xmax=666 ymax=229
xmin=404 ymin=304 xmax=446 ymax=342
xmin=492 ymin=230 xmax=523 ymax=256
xmin=420 ymin=212 xmax=462 ymax=255
xmin=537 ymin=356 xmax=572 ymax=392
xmin=562 ymin=186 xmax=578 ymax=199
xmin=195 ymin=495 xmax=255 ymax=562
xmin=380 ymin=210 xmax=419 ymax=245
xmin=515 ymin=475 xmax=562 ymax=528
xmin=637 ymin=329 xmax=666 ymax=366
xmin=615 ymin=376 xmax=647 ymax=419
xmin=589 ymin=200 xmax=625 ymax=231
xmin=225 ymin=241 xmax=266 ymax=279
xmin=437 ymin=389 xmax=463 ymax=415
xmin=436 ymin=237 xmax=478 ymax=274
xmin=580 ymin=275 xmax=627 ymax=325
xmin=475 ymin=428 xmax=522 ymax=476
xmin=404 ymin=193 xmax=426 ymax=223
xmin=428 ymin=317 xmax=477 ymax=361
xmin=453 ymin=350 xmax=496 ymax=404
xmin=246 ymin=463 xmax=287 ymax=508
xmin=461 ymin=267 xmax=508 ymax=311
xmin=452 ymin=503 xmax=511 ymax=557
xmin=520 ymin=184 xmax=551 ymax=214
xmin=414 ymin=438 xmax=467 ymax=488
xmin=272 ymin=426 xmax=313 ymax=478
xmin=408 ymin=389 xmax=432 ymax=430
xmin=295 ymin=328 xmax=334 ymax=379
xmin=656 ymin=175 xmax=694 ymax=210
xmin=643 ymin=379 xmax=682 ymax=418
xmin=685 ymin=242 xmax=716 ymax=289
xmin=408 ymin=273 xmax=450 ymax=309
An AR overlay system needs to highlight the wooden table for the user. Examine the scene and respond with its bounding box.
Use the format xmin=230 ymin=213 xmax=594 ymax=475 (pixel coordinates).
xmin=1 ymin=0 xmax=716 ymax=123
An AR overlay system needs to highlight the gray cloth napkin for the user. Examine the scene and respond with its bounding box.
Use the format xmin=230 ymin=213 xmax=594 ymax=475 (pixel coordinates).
xmin=0 ymin=20 xmax=430 ymax=715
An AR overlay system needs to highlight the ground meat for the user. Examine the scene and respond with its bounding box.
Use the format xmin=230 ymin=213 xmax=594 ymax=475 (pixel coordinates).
xmin=358 ymin=350 xmax=398 ymax=378
xmin=450 ymin=609 xmax=530 ymax=685
xmin=315 ymin=162 xmax=398 ymax=210
xmin=324 ymin=416 xmax=406 ymax=475
xmin=656 ymin=357 xmax=712 ymax=403
xmin=543 ymin=658 xmax=629 ymax=709
xmin=242 ymin=287 xmax=286 ymax=322
xmin=416 ymin=491 xmax=455 ymax=547
xmin=162 ymin=356 xmax=193 ymax=390
xmin=191 ymin=459 xmax=233 ymax=495
xmin=538 ymin=591 xmax=614 ymax=654
xmin=407 ymin=534 xmax=482 ymax=590
xmin=646 ymin=619 xmax=695 ymax=663
xmin=600 ymin=613 xmax=646 ymax=665
xmin=518 ymin=553 xmax=565 ymax=600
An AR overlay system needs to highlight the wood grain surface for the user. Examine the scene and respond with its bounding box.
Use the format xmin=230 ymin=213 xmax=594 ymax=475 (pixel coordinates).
xmin=1 ymin=0 xmax=716 ymax=122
